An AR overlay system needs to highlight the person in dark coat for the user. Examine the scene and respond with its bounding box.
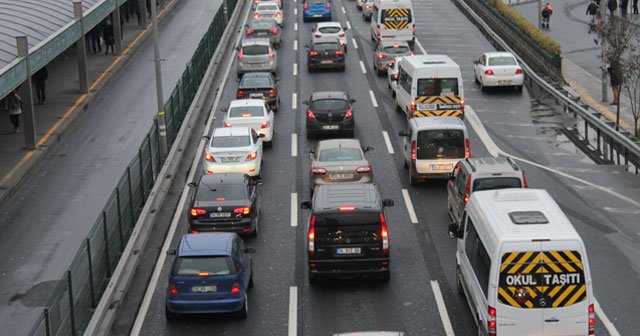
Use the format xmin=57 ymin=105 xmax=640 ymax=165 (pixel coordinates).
xmin=633 ymin=0 xmax=638 ymax=14
xmin=32 ymin=67 xmax=48 ymax=105
xmin=102 ymin=19 xmax=115 ymax=55
xmin=620 ymin=0 xmax=629 ymax=16
xmin=607 ymin=0 xmax=618 ymax=15
xmin=89 ymin=26 xmax=102 ymax=54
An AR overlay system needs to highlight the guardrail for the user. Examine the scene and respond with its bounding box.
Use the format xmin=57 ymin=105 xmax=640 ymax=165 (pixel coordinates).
xmin=456 ymin=0 xmax=640 ymax=174
xmin=26 ymin=3 xmax=233 ymax=336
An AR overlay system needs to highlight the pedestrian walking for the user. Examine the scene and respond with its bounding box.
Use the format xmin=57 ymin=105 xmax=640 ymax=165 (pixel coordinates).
xmin=607 ymin=0 xmax=618 ymax=15
xmin=586 ymin=0 xmax=599 ymax=32
xmin=620 ymin=0 xmax=629 ymax=16
xmin=608 ymin=61 xmax=622 ymax=105
xmin=633 ymin=0 xmax=638 ymax=13
xmin=89 ymin=26 xmax=102 ymax=54
xmin=4 ymin=90 xmax=22 ymax=133
xmin=102 ymin=19 xmax=115 ymax=55
xmin=121 ymin=4 xmax=130 ymax=23
xmin=32 ymin=67 xmax=48 ymax=105
xmin=133 ymin=0 xmax=142 ymax=27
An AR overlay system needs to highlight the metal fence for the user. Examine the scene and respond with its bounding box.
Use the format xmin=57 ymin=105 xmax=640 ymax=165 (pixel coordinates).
xmin=27 ymin=2 xmax=234 ymax=335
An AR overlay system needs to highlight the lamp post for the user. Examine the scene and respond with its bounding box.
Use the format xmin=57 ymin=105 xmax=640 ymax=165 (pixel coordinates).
xmin=150 ymin=1 xmax=168 ymax=158
xmin=601 ymin=0 xmax=608 ymax=102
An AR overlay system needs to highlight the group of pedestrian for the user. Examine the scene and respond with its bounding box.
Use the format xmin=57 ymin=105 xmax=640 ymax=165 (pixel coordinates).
xmin=88 ymin=17 xmax=116 ymax=54
xmin=602 ymin=0 xmax=638 ymax=16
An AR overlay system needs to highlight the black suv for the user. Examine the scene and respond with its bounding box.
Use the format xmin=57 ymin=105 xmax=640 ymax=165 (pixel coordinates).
xmin=300 ymin=183 xmax=394 ymax=284
xmin=304 ymin=91 xmax=356 ymax=138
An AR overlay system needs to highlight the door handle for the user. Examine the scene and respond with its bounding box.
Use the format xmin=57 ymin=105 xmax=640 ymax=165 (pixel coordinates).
xmin=544 ymin=318 xmax=559 ymax=323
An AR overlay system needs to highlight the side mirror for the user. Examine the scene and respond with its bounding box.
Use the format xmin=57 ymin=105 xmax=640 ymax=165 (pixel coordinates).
xmin=398 ymin=130 xmax=409 ymax=137
xmin=365 ymin=146 xmax=374 ymax=152
xmin=448 ymin=222 xmax=462 ymax=239
xmin=258 ymin=133 xmax=266 ymax=138
xmin=448 ymin=175 xmax=456 ymax=181
xmin=245 ymin=247 xmax=256 ymax=253
xmin=166 ymin=249 xmax=177 ymax=255
xmin=473 ymin=60 xmax=478 ymax=64
xmin=221 ymin=107 xmax=228 ymax=112
xmin=302 ymin=100 xmax=309 ymax=105
xmin=300 ymin=201 xmax=312 ymax=209
xmin=275 ymin=77 xmax=280 ymax=82
xmin=343 ymin=27 xmax=349 ymax=31
xmin=202 ymin=135 xmax=211 ymax=141
xmin=349 ymin=99 xmax=357 ymax=104
xmin=383 ymin=199 xmax=394 ymax=207
xmin=187 ymin=182 xmax=197 ymax=188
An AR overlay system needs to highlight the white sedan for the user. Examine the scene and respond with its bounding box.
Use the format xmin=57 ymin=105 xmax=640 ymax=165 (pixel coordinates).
xmin=254 ymin=2 xmax=283 ymax=27
xmin=312 ymin=22 xmax=348 ymax=52
xmin=204 ymin=127 xmax=264 ymax=177
xmin=223 ymin=99 xmax=275 ymax=144
xmin=473 ymin=52 xmax=524 ymax=92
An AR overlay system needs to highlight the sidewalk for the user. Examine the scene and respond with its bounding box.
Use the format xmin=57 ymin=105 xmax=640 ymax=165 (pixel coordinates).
xmin=510 ymin=0 xmax=639 ymax=133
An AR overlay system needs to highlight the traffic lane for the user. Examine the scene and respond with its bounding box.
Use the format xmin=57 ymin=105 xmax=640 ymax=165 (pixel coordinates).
xmin=0 ymin=1 xmax=223 ymax=334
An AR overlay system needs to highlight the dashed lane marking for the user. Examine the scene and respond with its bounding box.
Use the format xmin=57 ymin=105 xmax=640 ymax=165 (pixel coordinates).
xmin=352 ymin=38 xmax=358 ymax=49
xmin=294 ymin=22 xmax=298 ymax=31
xmin=288 ymin=286 xmax=298 ymax=336
xmin=293 ymin=63 xmax=298 ymax=76
xmin=382 ymin=131 xmax=394 ymax=154
xmin=369 ymin=90 xmax=378 ymax=107
xmin=430 ymin=281 xmax=455 ymax=336
xmin=346 ymin=20 xmax=351 ymax=30
xmin=342 ymin=6 xmax=346 ymax=13
xmin=292 ymin=92 xmax=297 ymax=109
xmin=360 ymin=60 xmax=367 ymax=74
xmin=290 ymin=193 xmax=298 ymax=226
xmin=291 ymin=133 xmax=297 ymax=157
xmin=294 ymin=40 xmax=298 ymax=50
xmin=595 ymin=299 xmax=621 ymax=336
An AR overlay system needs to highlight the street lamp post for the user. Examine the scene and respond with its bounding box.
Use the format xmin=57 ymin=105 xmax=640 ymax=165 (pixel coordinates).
xmin=601 ymin=0 xmax=608 ymax=102
xmin=150 ymin=1 xmax=168 ymax=158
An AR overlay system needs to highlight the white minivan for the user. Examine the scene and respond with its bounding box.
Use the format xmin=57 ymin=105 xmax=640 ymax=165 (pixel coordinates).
xmin=370 ymin=0 xmax=415 ymax=48
xmin=448 ymin=188 xmax=595 ymax=336
xmin=399 ymin=117 xmax=469 ymax=185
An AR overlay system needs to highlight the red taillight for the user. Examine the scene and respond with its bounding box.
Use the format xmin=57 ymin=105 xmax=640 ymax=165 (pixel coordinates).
xmin=238 ymin=48 xmax=244 ymax=60
xmin=190 ymin=208 xmax=207 ymax=217
xmin=335 ymin=50 xmax=344 ymax=56
xmin=246 ymin=29 xmax=254 ymax=36
xmin=393 ymin=73 xmax=398 ymax=80
xmin=269 ymin=89 xmax=277 ymax=97
xmin=246 ymin=152 xmax=258 ymax=160
xmin=412 ymin=26 xmax=416 ymax=34
xmin=168 ymin=281 xmax=178 ymax=295
xmin=522 ymin=171 xmax=529 ymax=188
xmin=411 ymin=140 xmax=416 ymax=161
xmin=338 ymin=32 xmax=345 ymax=37
xmin=311 ymin=167 xmax=327 ymax=175
xmin=253 ymin=13 xmax=260 ymax=18
xmin=233 ymin=207 xmax=251 ymax=215
xmin=261 ymin=120 xmax=270 ymax=129
xmin=236 ymin=90 xmax=244 ymax=99
xmin=377 ymin=53 xmax=387 ymax=59
xmin=223 ymin=121 xmax=232 ymax=127
xmin=205 ymin=153 xmax=215 ymax=162
xmin=269 ymin=48 xmax=275 ymax=59
xmin=410 ymin=100 xmax=416 ymax=114
xmin=270 ymin=28 xmax=279 ymax=34
xmin=326 ymin=2 xmax=330 ymax=8
xmin=343 ymin=109 xmax=353 ymax=120
xmin=356 ymin=166 xmax=371 ymax=174
xmin=588 ymin=304 xmax=595 ymax=335
xmin=488 ymin=306 xmax=497 ymax=336
xmin=463 ymin=173 xmax=471 ymax=203
xmin=484 ymin=69 xmax=494 ymax=75
xmin=307 ymin=110 xmax=317 ymax=120
xmin=460 ymin=98 xmax=465 ymax=111
xmin=314 ymin=33 xmax=322 ymax=38
xmin=465 ymin=138 xmax=470 ymax=159
xmin=230 ymin=280 xmax=241 ymax=294
xmin=304 ymin=2 xmax=309 ymax=9
xmin=275 ymin=11 xmax=281 ymax=17
xmin=309 ymin=50 xmax=319 ymax=57
xmin=308 ymin=215 xmax=316 ymax=255
xmin=515 ymin=68 xmax=523 ymax=75
xmin=380 ymin=213 xmax=389 ymax=254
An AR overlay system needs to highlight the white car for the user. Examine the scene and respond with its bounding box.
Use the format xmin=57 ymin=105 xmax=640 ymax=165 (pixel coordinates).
xmin=473 ymin=51 xmax=524 ymax=92
xmin=312 ymin=22 xmax=348 ymax=52
xmin=356 ymin=0 xmax=366 ymax=9
xmin=204 ymin=127 xmax=264 ymax=177
xmin=223 ymin=99 xmax=275 ymax=144
xmin=254 ymin=2 xmax=283 ymax=27
xmin=387 ymin=56 xmax=404 ymax=97
xmin=254 ymin=0 xmax=282 ymax=9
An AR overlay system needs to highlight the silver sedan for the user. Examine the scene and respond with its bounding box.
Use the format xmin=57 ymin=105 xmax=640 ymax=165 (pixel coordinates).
xmin=309 ymin=139 xmax=374 ymax=193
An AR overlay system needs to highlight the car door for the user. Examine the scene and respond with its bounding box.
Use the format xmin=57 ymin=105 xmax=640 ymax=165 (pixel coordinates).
xmin=402 ymin=127 xmax=412 ymax=163
xmin=474 ymin=55 xmax=485 ymax=81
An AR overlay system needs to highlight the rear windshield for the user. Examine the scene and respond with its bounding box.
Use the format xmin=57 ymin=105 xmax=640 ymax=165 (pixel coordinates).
xmin=308 ymin=0 xmax=326 ymax=4
xmin=473 ymin=177 xmax=522 ymax=192
xmin=416 ymin=130 xmax=464 ymax=160
xmin=229 ymin=106 xmax=265 ymax=118
xmin=211 ymin=135 xmax=251 ymax=147
xmin=314 ymin=212 xmax=382 ymax=243
xmin=488 ymin=56 xmax=517 ymax=66
xmin=258 ymin=4 xmax=278 ymax=10
xmin=242 ymin=45 xmax=269 ymax=55
xmin=173 ymin=256 xmax=236 ymax=276
xmin=311 ymin=99 xmax=348 ymax=110
xmin=249 ymin=21 xmax=274 ymax=29
xmin=241 ymin=76 xmax=272 ymax=88
xmin=383 ymin=45 xmax=410 ymax=54
xmin=195 ymin=183 xmax=246 ymax=201
xmin=417 ymin=78 xmax=459 ymax=96
xmin=318 ymin=26 xmax=342 ymax=34
xmin=319 ymin=148 xmax=363 ymax=161
xmin=381 ymin=8 xmax=413 ymax=25
xmin=313 ymin=42 xmax=340 ymax=51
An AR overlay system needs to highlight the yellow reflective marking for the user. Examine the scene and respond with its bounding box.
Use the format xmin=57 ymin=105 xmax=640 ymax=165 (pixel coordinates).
xmin=563 ymin=251 xmax=583 ymax=270
xmin=550 ymin=251 xmax=576 ymax=272
xmin=508 ymin=251 xmax=533 ymax=274
xmin=501 ymin=253 xmax=519 ymax=272
xmin=553 ymin=285 xmax=576 ymax=307
xmin=542 ymin=253 xmax=563 ymax=273
xmin=498 ymin=287 xmax=521 ymax=307
xmin=565 ymin=285 xmax=586 ymax=306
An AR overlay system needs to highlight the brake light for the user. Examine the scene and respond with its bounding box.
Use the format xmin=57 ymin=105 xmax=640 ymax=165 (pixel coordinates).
xmin=412 ymin=26 xmax=416 ymax=34
xmin=522 ymin=171 xmax=529 ymax=188
xmin=307 ymin=110 xmax=317 ymax=120
xmin=253 ymin=12 xmax=260 ymax=18
xmin=410 ymin=100 xmax=416 ymax=114
xmin=270 ymin=28 xmax=279 ymax=34
xmin=236 ymin=90 xmax=244 ymax=99
xmin=231 ymin=280 xmax=241 ymax=294
xmin=338 ymin=206 xmax=356 ymax=211
xmin=460 ymin=98 xmax=465 ymax=111
xmin=216 ymin=197 xmax=225 ymax=201
xmin=335 ymin=50 xmax=344 ymax=56
xmin=198 ymin=272 xmax=209 ymax=277
xmin=311 ymin=167 xmax=327 ymax=175
xmin=326 ymin=1 xmax=330 ymax=8
xmin=588 ymin=304 xmax=595 ymax=335
xmin=377 ymin=53 xmax=387 ymax=59
xmin=269 ymin=89 xmax=276 ymax=97
xmin=275 ymin=11 xmax=281 ymax=17
xmin=246 ymin=152 xmax=258 ymax=160
xmin=314 ymin=33 xmax=322 ymax=38
xmin=515 ymin=68 xmax=523 ymax=75
xmin=261 ymin=120 xmax=270 ymax=129
xmin=411 ymin=140 xmax=417 ymax=161
xmin=393 ymin=73 xmax=398 ymax=80
xmin=304 ymin=2 xmax=309 ymax=9
xmin=233 ymin=207 xmax=251 ymax=215
xmin=190 ymin=208 xmax=207 ymax=217
xmin=223 ymin=121 xmax=232 ymax=127
xmin=168 ymin=281 xmax=178 ymax=295
xmin=465 ymin=138 xmax=470 ymax=159
xmin=238 ymin=48 xmax=244 ymax=60
xmin=488 ymin=306 xmax=497 ymax=336
xmin=246 ymin=29 xmax=254 ymax=36
xmin=484 ymin=69 xmax=494 ymax=75
xmin=380 ymin=213 xmax=389 ymax=254
xmin=356 ymin=166 xmax=371 ymax=174
xmin=343 ymin=109 xmax=353 ymax=120
xmin=338 ymin=32 xmax=345 ymax=37
xmin=205 ymin=153 xmax=215 ymax=162
xmin=309 ymin=50 xmax=319 ymax=56
xmin=308 ymin=215 xmax=316 ymax=255
xmin=463 ymin=173 xmax=471 ymax=203
xmin=269 ymin=48 xmax=275 ymax=59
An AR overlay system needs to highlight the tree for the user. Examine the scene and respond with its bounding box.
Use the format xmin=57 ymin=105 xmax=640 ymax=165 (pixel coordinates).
xmin=623 ymin=53 xmax=640 ymax=137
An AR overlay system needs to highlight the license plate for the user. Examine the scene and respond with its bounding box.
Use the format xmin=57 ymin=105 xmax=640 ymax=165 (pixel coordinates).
xmin=210 ymin=212 xmax=231 ymax=218
xmin=250 ymin=93 xmax=263 ymax=98
xmin=330 ymin=173 xmax=354 ymax=179
xmin=257 ymin=33 xmax=268 ymax=36
xmin=498 ymin=80 xmax=512 ymax=84
xmin=417 ymin=103 xmax=436 ymax=110
xmin=313 ymin=14 xmax=323 ymax=17
xmin=431 ymin=163 xmax=453 ymax=170
xmin=221 ymin=157 xmax=241 ymax=163
xmin=320 ymin=60 xmax=333 ymax=64
xmin=250 ymin=63 xmax=265 ymax=68
xmin=322 ymin=125 xmax=339 ymax=130
xmin=192 ymin=285 xmax=217 ymax=293
xmin=336 ymin=247 xmax=361 ymax=254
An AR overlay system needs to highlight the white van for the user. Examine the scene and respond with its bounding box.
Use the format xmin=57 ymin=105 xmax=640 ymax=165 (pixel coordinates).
xmin=448 ymin=189 xmax=595 ymax=336
xmin=395 ymin=55 xmax=464 ymax=119
xmin=370 ymin=0 xmax=415 ymax=48
xmin=399 ymin=117 xmax=469 ymax=185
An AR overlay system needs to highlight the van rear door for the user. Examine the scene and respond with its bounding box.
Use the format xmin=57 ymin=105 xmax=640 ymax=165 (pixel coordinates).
xmin=377 ymin=7 xmax=413 ymax=41
xmin=415 ymin=129 xmax=465 ymax=175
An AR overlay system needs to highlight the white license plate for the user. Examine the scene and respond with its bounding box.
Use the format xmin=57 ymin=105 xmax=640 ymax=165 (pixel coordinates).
xmin=313 ymin=14 xmax=323 ymax=17
xmin=210 ymin=212 xmax=231 ymax=218
xmin=192 ymin=285 xmax=217 ymax=293
xmin=322 ymin=125 xmax=339 ymax=130
xmin=336 ymin=247 xmax=361 ymax=254
xmin=250 ymin=93 xmax=264 ymax=98
xmin=498 ymin=80 xmax=512 ymax=84
xmin=330 ymin=173 xmax=354 ymax=179
xmin=431 ymin=163 xmax=453 ymax=170
xmin=320 ymin=60 xmax=333 ymax=64
xmin=221 ymin=157 xmax=241 ymax=163
xmin=417 ymin=103 xmax=436 ymax=110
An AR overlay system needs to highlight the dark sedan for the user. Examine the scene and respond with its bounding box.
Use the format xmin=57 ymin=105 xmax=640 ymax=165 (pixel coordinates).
xmin=304 ymin=91 xmax=356 ymax=138
xmin=188 ymin=173 xmax=261 ymax=236
xmin=306 ymin=37 xmax=345 ymax=72
xmin=237 ymin=72 xmax=280 ymax=111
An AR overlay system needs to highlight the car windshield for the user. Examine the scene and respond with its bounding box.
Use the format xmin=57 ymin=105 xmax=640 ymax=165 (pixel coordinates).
xmin=242 ymin=45 xmax=269 ymax=55
xmin=318 ymin=26 xmax=342 ymax=34
xmin=313 ymin=42 xmax=340 ymax=51
xmin=416 ymin=130 xmax=465 ymax=160
xmin=241 ymin=76 xmax=272 ymax=88
xmin=258 ymin=4 xmax=278 ymax=10
xmin=195 ymin=183 xmax=246 ymax=201
xmin=417 ymin=78 xmax=459 ymax=96
xmin=488 ymin=56 xmax=517 ymax=66
xmin=319 ymin=148 xmax=363 ymax=161
xmin=383 ymin=45 xmax=410 ymax=54
xmin=229 ymin=106 xmax=265 ymax=118
xmin=173 ymin=256 xmax=236 ymax=276
xmin=249 ymin=21 xmax=274 ymax=29
xmin=311 ymin=99 xmax=349 ymax=110
xmin=211 ymin=135 xmax=251 ymax=147
xmin=473 ymin=177 xmax=522 ymax=192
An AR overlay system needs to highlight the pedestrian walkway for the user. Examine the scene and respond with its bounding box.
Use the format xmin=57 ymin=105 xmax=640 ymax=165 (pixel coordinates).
xmin=510 ymin=0 xmax=639 ymax=134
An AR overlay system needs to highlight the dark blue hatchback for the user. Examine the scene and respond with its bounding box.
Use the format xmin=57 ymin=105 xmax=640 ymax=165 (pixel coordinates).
xmin=165 ymin=232 xmax=254 ymax=320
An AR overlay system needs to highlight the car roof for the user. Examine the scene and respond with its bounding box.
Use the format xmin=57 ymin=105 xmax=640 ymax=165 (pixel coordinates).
xmin=200 ymin=173 xmax=247 ymax=185
xmin=317 ymin=139 xmax=362 ymax=150
xmin=241 ymin=38 xmax=271 ymax=46
xmin=411 ymin=116 xmax=466 ymax=130
xmin=311 ymin=91 xmax=348 ymax=100
xmin=380 ymin=40 xmax=410 ymax=47
xmin=177 ymin=232 xmax=235 ymax=257
xmin=316 ymin=22 xmax=342 ymax=28
xmin=333 ymin=333 xmax=405 ymax=336
xmin=313 ymin=36 xmax=341 ymax=44
xmin=248 ymin=18 xmax=277 ymax=25
xmin=462 ymin=157 xmax=521 ymax=175
xmin=228 ymin=99 xmax=266 ymax=108
xmin=212 ymin=127 xmax=251 ymax=137
xmin=313 ymin=183 xmax=382 ymax=212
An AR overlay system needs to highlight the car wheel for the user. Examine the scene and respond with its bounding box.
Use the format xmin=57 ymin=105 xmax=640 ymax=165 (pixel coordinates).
xmin=516 ymin=85 xmax=523 ymax=93
xmin=409 ymin=164 xmax=418 ymax=186
xmin=249 ymin=270 xmax=255 ymax=289
xmin=165 ymin=307 xmax=178 ymax=321
xmin=265 ymin=139 xmax=273 ymax=147
xmin=303 ymin=17 xmax=309 ymax=22
xmin=457 ymin=266 xmax=465 ymax=295
xmin=238 ymin=294 xmax=248 ymax=319
xmin=237 ymin=72 xmax=242 ymax=79
xmin=274 ymin=99 xmax=280 ymax=112
xmin=309 ymin=272 xmax=317 ymax=285
xmin=276 ymin=42 xmax=281 ymax=48
xmin=379 ymin=270 xmax=390 ymax=282
xmin=392 ymin=90 xmax=396 ymax=98
xmin=396 ymin=101 xmax=402 ymax=113
xmin=474 ymin=70 xmax=479 ymax=84
xmin=308 ymin=66 xmax=313 ymax=73
xmin=404 ymin=159 xmax=408 ymax=169
xmin=377 ymin=68 xmax=385 ymax=77
xmin=339 ymin=66 xmax=345 ymax=72
xmin=480 ymin=79 xmax=486 ymax=92
xmin=306 ymin=132 xmax=314 ymax=139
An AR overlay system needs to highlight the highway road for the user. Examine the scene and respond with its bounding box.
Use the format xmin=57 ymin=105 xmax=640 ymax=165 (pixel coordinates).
xmin=108 ymin=0 xmax=640 ymax=335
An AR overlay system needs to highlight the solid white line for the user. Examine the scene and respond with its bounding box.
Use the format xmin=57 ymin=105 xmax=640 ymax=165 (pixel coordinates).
xmin=382 ymin=131 xmax=394 ymax=154
xmin=359 ymin=60 xmax=367 ymax=74
xmin=290 ymin=193 xmax=298 ymax=226
xmin=294 ymin=22 xmax=298 ymax=31
xmin=294 ymin=40 xmax=298 ymax=51
xmin=294 ymin=7 xmax=298 ymax=15
xmin=352 ymin=38 xmax=358 ymax=49
xmin=430 ymin=281 xmax=455 ymax=336
xmin=288 ymin=286 xmax=298 ymax=336
xmin=595 ymin=299 xmax=622 ymax=336
xmin=346 ymin=20 xmax=351 ymax=30
xmin=464 ymin=105 xmax=500 ymax=157
xmin=293 ymin=62 xmax=298 ymax=76
xmin=415 ymin=38 xmax=427 ymax=55
xmin=401 ymin=189 xmax=418 ymax=224
xmin=369 ymin=90 xmax=378 ymax=107
xmin=292 ymin=92 xmax=297 ymax=109
xmin=291 ymin=133 xmax=297 ymax=157
xmin=341 ymin=6 xmax=346 ymax=13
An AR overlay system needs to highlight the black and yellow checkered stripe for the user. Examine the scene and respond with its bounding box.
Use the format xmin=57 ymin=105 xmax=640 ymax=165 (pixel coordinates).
xmin=415 ymin=96 xmax=462 ymax=104
xmin=383 ymin=9 xmax=409 ymax=29
xmin=413 ymin=95 xmax=463 ymax=117
xmin=498 ymin=250 xmax=586 ymax=309
xmin=414 ymin=110 xmax=462 ymax=117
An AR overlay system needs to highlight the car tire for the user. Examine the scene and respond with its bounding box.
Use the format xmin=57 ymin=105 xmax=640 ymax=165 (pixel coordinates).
xmin=392 ymin=90 xmax=396 ymax=98
xmin=276 ymin=42 xmax=281 ymax=48
xmin=274 ymin=99 xmax=280 ymax=112
xmin=308 ymin=66 xmax=314 ymax=73
xmin=409 ymin=164 xmax=418 ymax=186
xmin=238 ymin=294 xmax=248 ymax=319
xmin=404 ymin=159 xmax=408 ymax=169
xmin=339 ymin=66 xmax=345 ymax=72
xmin=379 ymin=270 xmax=390 ymax=282
xmin=237 ymin=72 xmax=242 ymax=79
xmin=309 ymin=272 xmax=317 ymax=285
xmin=474 ymin=70 xmax=479 ymax=84
xmin=480 ymin=80 xmax=486 ymax=92
xmin=251 ymin=216 xmax=259 ymax=237
xmin=396 ymin=101 xmax=402 ymax=113
xmin=306 ymin=132 xmax=314 ymax=139
xmin=457 ymin=266 xmax=465 ymax=295
xmin=516 ymin=85 xmax=523 ymax=93
xmin=303 ymin=17 xmax=309 ymax=22
xmin=249 ymin=271 xmax=255 ymax=289
xmin=377 ymin=68 xmax=385 ymax=77
xmin=165 ymin=307 xmax=178 ymax=321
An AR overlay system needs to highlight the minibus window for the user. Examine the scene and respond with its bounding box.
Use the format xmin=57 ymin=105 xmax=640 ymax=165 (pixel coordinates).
xmin=417 ymin=78 xmax=459 ymax=96
xmin=465 ymin=219 xmax=490 ymax=297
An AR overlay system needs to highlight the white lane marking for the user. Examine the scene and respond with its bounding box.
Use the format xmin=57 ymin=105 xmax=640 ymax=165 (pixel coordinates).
xmin=401 ymin=189 xmax=418 ymax=224
xmin=130 ymin=5 xmax=246 ymax=333
xmin=290 ymin=193 xmax=298 ymax=226
xmin=288 ymin=286 xmax=298 ymax=336
xmin=292 ymin=92 xmax=297 ymax=109
xmin=603 ymin=207 xmax=640 ymax=214
xmin=294 ymin=40 xmax=298 ymax=51
xmin=595 ymin=299 xmax=622 ymax=336
xmin=345 ymin=20 xmax=351 ymax=30
xmin=464 ymin=105 xmax=500 ymax=157
xmin=294 ymin=7 xmax=298 ymax=15
xmin=341 ymin=6 xmax=346 ymax=13
xmin=382 ymin=131 xmax=394 ymax=154
xmin=415 ymin=38 xmax=427 ymax=55
xmin=359 ymin=60 xmax=367 ymax=74
xmin=291 ymin=133 xmax=297 ymax=157
xmin=352 ymin=38 xmax=358 ymax=49
xmin=293 ymin=63 xmax=298 ymax=76
xmin=430 ymin=281 xmax=455 ymax=336
xmin=369 ymin=90 xmax=378 ymax=107
xmin=294 ymin=22 xmax=298 ymax=31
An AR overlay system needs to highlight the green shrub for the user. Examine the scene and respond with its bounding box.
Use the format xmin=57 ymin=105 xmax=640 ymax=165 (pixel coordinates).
xmin=486 ymin=0 xmax=562 ymax=58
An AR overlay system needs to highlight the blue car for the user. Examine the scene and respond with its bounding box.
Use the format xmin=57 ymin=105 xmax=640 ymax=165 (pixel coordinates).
xmin=303 ymin=0 xmax=332 ymax=22
xmin=165 ymin=232 xmax=255 ymax=320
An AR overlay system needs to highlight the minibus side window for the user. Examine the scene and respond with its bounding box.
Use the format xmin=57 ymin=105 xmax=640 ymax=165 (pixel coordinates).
xmin=464 ymin=219 xmax=490 ymax=297
xmin=399 ymin=69 xmax=412 ymax=93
